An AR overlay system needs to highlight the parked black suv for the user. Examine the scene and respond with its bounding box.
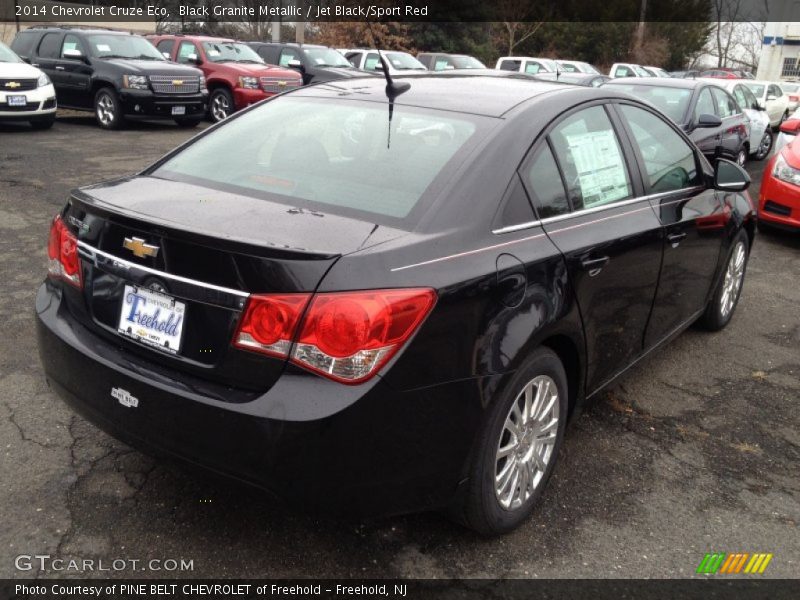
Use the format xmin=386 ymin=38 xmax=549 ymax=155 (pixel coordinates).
xmin=11 ymin=27 xmax=208 ymax=129
xmin=245 ymin=42 xmax=368 ymax=85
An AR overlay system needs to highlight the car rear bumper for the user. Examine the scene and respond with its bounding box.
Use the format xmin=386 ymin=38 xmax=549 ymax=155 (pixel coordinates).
xmin=118 ymin=89 xmax=207 ymax=119
xmin=36 ymin=282 xmax=487 ymax=516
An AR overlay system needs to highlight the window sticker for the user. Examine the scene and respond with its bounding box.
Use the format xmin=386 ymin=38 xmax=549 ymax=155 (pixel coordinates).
xmin=63 ymin=42 xmax=77 ymax=51
xmin=96 ymin=44 xmax=111 ymax=52
xmin=565 ymin=129 xmax=630 ymax=207
xmin=207 ymin=49 xmax=220 ymax=57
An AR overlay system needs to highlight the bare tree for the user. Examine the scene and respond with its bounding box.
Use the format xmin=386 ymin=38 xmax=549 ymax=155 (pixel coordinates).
xmin=493 ymin=0 xmax=547 ymax=55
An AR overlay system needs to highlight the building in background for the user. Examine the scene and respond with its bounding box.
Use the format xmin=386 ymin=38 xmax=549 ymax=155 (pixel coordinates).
xmin=757 ymin=20 xmax=800 ymax=81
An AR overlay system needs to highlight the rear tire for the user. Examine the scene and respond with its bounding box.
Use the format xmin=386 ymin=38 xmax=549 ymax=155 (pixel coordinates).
xmin=449 ymin=347 xmax=568 ymax=535
xmin=700 ymin=230 xmax=749 ymax=331
xmin=94 ymin=87 xmax=124 ymax=130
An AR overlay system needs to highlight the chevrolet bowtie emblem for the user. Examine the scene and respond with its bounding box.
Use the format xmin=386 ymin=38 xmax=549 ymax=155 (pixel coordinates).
xmin=123 ymin=237 xmax=159 ymax=259
xmin=5 ymin=82 xmax=21 ymax=89
xmin=278 ymin=81 xmax=287 ymax=87
xmin=172 ymin=80 xmax=184 ymax=85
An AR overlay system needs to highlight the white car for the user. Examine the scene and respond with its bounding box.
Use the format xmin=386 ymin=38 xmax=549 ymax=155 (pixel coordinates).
xmin=642 ymin=65 xmax=672 ymax=78
xmin=496 ymin=56 xmax=558 ymax=75
xmin=780 ymin=81 xmax=800 ymax=112
xmin=555 ymin=59 xmax=599 ymax=74
xmin=0 ymin=41 xmax=56 ymax=129
xmin=743 ymin=80 xmax=790 ymax=128
xmin=608 ymin=63 xmax=653 ymax=78
xmin=342 ymin=49 xmax=426 ymax=74
xmin=706 ymin=78 xmax=774 ymax=160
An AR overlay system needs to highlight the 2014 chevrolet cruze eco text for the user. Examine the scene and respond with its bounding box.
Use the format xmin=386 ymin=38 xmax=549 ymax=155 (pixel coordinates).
xmin=36 ymin=72 xmax=755 ymax=535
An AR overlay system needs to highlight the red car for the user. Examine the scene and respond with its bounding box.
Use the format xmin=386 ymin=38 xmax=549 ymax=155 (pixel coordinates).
xmin=759 ymin=120 xmax=800 ymax=232
xmin=700 ymin=68 xmax=755 ymax=80
xmin=149 ymin=34 xmax=301 ymax=122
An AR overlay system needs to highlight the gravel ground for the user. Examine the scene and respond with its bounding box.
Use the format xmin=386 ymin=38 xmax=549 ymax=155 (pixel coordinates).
xmin=0 ymin=111 xmax=798 ymax=579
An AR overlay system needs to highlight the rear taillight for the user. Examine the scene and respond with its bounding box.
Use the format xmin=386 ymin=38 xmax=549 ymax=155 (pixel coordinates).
xmin=233 ymin=294 xmax=311 ymax=358
xmin=233 ymin=288 xmax=437 ymax=384
xmin=47 ymin=215 xmax=82 ymax=289
xmin=790 ymin=95 xmax=799 ymax=102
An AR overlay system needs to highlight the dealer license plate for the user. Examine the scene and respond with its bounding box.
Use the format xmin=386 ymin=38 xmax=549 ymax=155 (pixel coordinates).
xmin=117 ymin=285 xmax=186 ymax=354
xmin=171 ymin=106 xmax=186 ymax=116
xmin=7 ymin=95 xmax=26 ymax=107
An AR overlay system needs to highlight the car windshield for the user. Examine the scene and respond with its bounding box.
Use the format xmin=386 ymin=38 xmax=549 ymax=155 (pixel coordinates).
xmin=384 ymin=52 xmax=426 ymax=70
xmin=451 ymin=55 xmax=485 ymax=69
xmin=152 ymin=97 xmax=483 ymax=225
xmin=201 ymin=42 xmax=263 ymax=64
xmin=608 ymin=84 xmax=692 ymax=122
xmin=0 ymin=42 xmax=21 ymax=63
xmin=87 ymin=34 xmax=164 ymax=60
xmin=745 ymin=83 xmax=765 ymax=97
xmin=303 ymin=48 xmax=351 ymax=67
xmin=782 ymin=83 xmax=800 ymax=93
xmin=633 ymin=65 xmax=653 ymax=77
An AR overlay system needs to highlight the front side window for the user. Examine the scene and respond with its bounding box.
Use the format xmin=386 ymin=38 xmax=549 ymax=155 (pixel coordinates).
xmin=619 ymin=104 xmax=701 ymax=194
xmin=548 ymin=105 xmax=632 ymax=210
xmin=303 ymin=47 xmax=350 ymax=67
xmin=60 ymin=34 xmax=85 ymax=58
xmin=278 ymin=48 xmax=300 ymax=66
xmin=769 ymin=84 xmax=783 ymax=98
xmin=694 ymin=87 xmax=716 ymax=122
xmin=712 ymin=87 xmax=739 ymax=118
xmin=176 ymin=41 xmax=198 ymax=64
xmin=739 ymin=84 xmax=759 ymax=110
xmin=364 ymin=52 xmax=381 ymax=71
xmin=524 ymin=61 xmax=544 ymax=74
xmin=152 ymin=98 xmax=483 ymax=225
xmin=732 ymin=84 xmax=748 ymax=110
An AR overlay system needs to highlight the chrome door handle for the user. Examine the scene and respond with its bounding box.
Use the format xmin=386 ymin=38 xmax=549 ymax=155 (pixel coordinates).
xmin=55 ymin=66 xmax=65 ymax=70
xmin=31 ymin=63 xmax=40 ymax=67
xmin=580 ymin=255 xmax=610 ymax=277
xmin=667 ymin=232 xmax=687 ymax=247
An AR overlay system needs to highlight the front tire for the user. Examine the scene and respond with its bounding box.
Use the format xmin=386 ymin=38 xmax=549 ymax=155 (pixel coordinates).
xmin=450 ymin=347 xmax=568 ymax=535
xmin=209 ymin=88 xmax=234 ymax=123
xmin=700 ymin=230 xmax=749 ymax=331
xmin=94 ymin=88 xmax=124 ymax=130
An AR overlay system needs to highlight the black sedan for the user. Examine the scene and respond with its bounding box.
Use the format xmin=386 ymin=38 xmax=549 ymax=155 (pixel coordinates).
xmin=37 ymin=73 xmax=755 ymax=535
xmin=603 ymin=78 xmax=751 ymax=167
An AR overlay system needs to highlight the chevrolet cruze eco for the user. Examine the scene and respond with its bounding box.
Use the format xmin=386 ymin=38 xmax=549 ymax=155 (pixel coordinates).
xmin=37 ymin=73 xmax=755 ymax=535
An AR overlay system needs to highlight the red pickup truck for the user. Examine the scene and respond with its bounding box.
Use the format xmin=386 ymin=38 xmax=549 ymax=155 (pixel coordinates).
xmin=149 ymin=34 xmax=302 ymax=122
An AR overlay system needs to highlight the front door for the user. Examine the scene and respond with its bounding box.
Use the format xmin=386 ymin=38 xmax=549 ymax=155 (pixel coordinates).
xmin=57 ymin=34 xmax=92 ymax=108
xmin=690 ymin=86 xmax=722 ymax=159
xmin=613 ymin=103 xmax=725 ymax=348
xmin=521 ymin=103 xmax=664 ymax=392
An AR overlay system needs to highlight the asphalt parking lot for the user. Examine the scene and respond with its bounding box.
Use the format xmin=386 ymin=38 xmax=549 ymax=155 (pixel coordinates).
xmin=0 ymin=112 xmax=798 ymax=580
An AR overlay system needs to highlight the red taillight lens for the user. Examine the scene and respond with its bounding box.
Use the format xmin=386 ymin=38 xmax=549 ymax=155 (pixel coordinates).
xmin=233 ymin=294 xmax=311 ymax=358
xmin=293 ymin=288 xmax=437 ymax=384
xmin=47 ymin=215 xmax=82 ymax=289
xmin=790 ymin=95 xmax=799 ymax=102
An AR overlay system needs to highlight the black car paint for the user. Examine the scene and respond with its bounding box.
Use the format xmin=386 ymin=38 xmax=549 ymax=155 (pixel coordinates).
xmin=36 ymin=75 xmax=755 ymax=516
xmin=11 ymin=28 xmax=207 ymax=119
xmin=603 ymin=78 xmax=750 ymax=163
xmin=246 ymin=42 xmax=368 ymax=85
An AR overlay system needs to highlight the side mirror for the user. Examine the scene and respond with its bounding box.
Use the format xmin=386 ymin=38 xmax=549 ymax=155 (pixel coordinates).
xmin=697 ymin=113 xmax=723 ymax=128
xmin=767 ymin=94 xmax=777 ymax=102
xmin=287 ymin=59 xmax=303 ymax=70
xmin=187 ymin=53 xmax=201 ymax=65
xmin=714 ymin=158 xmax=750 ymax=192
xmin=779 ymin=119 xmax=800 ymax=134
xmin=62 ymin=48 xmax=84 ymax=61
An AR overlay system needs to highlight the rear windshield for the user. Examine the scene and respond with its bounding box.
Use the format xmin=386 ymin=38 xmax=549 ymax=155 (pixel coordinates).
xmin=152 ymin=97 xmax=484 ymax=226
xmin=608 ymin=84 xmax=692 ymax=123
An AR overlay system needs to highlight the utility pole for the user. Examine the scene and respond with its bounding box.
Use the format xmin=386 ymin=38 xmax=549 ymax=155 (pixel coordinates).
xmin=635 ymin=0 xmax=647 ymax=53
xmin=14 ymin=0 xmax=20 ymax=32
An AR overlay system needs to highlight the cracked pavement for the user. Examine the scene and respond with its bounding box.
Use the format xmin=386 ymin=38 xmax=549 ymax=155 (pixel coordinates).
xmin=0 ymin=112 xmax=798 ymax=579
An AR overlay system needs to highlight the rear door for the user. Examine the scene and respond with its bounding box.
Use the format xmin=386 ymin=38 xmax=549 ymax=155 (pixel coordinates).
xmin=690 ymin=86 xmax=721 ymax=158
xmin=613 ymin=102 xmax=725 ymax=348
xmin=33 ymin=32 xmax=64 ymax=89
xmin=521 ymin=102 xmax=664 ymax=392
xmin=58 ymin=34 xmax=92 ymax=108
xmin=711 ymin=86 xmax=747 ymax=160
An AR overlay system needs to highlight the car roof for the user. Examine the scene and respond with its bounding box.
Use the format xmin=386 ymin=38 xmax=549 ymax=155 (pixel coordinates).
xmin=157 ymin=34 xmax=236 ymax=43
xmin=605 ymin=77 xmax=704 ymax=90
xmin=290 ymin=71 xmax=600 ymax=117
xmin=24 ymin=27 xmax=130 ymax=35
xmin=251 ymin=42 xmax=328 ymax=49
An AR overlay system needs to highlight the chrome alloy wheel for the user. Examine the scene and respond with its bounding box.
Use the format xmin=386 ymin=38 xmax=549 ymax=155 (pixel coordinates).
xmin=211 ymin=93 xmax=231 ymax=122
xmin=494 ymin=375 xmax=560 ymax=511
xmin=720 ymin=240 xmax=746 ymax=319
xmin=96 ymin=93 xmax=115 ymax=126
xmin=737 ymin=148 xmax=747 ymax=167
xmin=757 ymin=130 xmax=773 ymax=159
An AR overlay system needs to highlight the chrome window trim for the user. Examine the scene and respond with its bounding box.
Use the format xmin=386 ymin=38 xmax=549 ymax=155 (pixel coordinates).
xmin=77 ymin=240 xmax=250 ymax=299
xmin=492 ymin=185 xmax=706 ymax=234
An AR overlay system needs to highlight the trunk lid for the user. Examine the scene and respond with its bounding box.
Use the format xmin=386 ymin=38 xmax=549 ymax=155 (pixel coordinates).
xmin=63 ymin=176 xmax=392 ymax=394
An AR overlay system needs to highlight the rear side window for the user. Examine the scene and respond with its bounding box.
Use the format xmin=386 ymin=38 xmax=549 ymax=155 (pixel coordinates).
xmin=11 ymin=32 xmax=37 ymax=57
xmin=37 ymin=33 xmax=62 ymax=59
xmin=153 ymin=98 xmax=483 ymax=225
xmin=712 ymin=87 xmax=739 ymax=117
xmin=278 ymin=48 xmax=300 ymax=66
xmin=769 ymin=84 xmax=783 ymax=98
xmin=619 ymin=105 xmax=701 ymax=194
xmin=156 ymin=39 xmax=175 ymax=57
xmin=499 ymin=60 xmax=521 ymax=71
xmin=548 ymin=105 xmax=633 ymax=210
xmin=524 ymin=144 xmax=569 ymax=218
xmin=739 ymin=85 xmax=758 ymax=110
xmin=614 ymin=66 xmax=632 ymax=77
